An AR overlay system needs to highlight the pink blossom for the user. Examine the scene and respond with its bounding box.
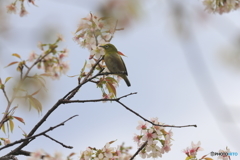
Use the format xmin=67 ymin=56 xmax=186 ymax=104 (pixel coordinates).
xmin=218 ymin=147 xmax=231 ymax=160
xmin=6 ymin=3 xmax=16 ymax=14
xmin=136 ymin=121 xmax=148 ymax=130
xmin=28 ymin=51 xmax=38 ymax=62
xmin=20 ymin=7 xmax=28 ymax=17
xmin=57 ymin=34 xmax=64 ymax=41
xmin=28 ymin=150 xmax=45 ymax=160
xmin=183 ymin=141 xmax=203 ymax=157
xmin=142 ymin=129 xmax=158 ymax=144
xmin=59 ymin=48 xmax=69 ymax=59
xmin=139 ymin=150 xmax=147 ymax=159
xmin=103 ymin=143 xmax=114 ymax=158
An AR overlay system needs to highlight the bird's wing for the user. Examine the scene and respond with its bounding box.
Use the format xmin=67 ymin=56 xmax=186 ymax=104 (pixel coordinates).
xmin=105 ymin=53 xmax=128 ymax=75
xmin=119 ymin=56 xmax=128 ymax=76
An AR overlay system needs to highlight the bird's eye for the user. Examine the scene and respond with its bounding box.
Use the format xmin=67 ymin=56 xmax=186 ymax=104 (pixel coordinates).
xmin=105 ymin=45 xmax=109 ymax=48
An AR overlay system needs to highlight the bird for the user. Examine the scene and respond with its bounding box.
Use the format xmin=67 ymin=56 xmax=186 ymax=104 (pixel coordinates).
xmin=99 ymin=43 xmax=131 ymax=87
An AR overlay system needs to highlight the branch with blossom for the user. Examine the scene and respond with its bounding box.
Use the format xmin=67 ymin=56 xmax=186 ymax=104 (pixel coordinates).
xmin=133 ymin=118 xmax=173 ymax=159
xmin=6 ymin=0 xmax=37 ymax=17
xmin=0 ymin=115 xmax=77 ymax=152
xmin=0 ymin=11 xmax=198 ymax=160
xmin=61 ymin=94 xmax=197 ymax=128
xmin=202 ymin=0 xmax=240 ymax=14
xmin=182 ymin=142 xmax=233 ymax=160
xmin=0 ymin=35 xmax=68 ymax=133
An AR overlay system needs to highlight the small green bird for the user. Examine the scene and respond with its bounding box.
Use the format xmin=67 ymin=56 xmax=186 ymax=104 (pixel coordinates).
xmin=99 ymin=43 xmax=131 ymax=87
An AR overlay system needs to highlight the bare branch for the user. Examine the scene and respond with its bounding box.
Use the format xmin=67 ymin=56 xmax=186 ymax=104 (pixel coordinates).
xmin=61 ymin=92 xmax=196 ymax=128
xmin=64 ymin=56 xmax=104 ymax=100
xmin=0 ymin=48 xmax=55 ymax=129
xmin=2 ymin=115 xmax=78 ymax=155
xmin=44 ymin=134 xmax=73 ymax=149
xmin=2 ymin=88 xmax=10 ymax=104
xmin=117 ymin=100 xmax=197 ymax=128
xmin=61 ymin=92 xmax=137 ymax=104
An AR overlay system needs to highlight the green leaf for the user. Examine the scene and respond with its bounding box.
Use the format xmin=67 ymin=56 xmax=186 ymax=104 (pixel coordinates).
xmin=67 ymin=74 xmax=79 ymax=78
xmin=31 ymin=74 xmax=47 ymax=91
xmin=9 ymin=119 xmax=14 ymax=132
xmin=4 ymin=77 xmax=12 ymax=84
xmin=40 ymin=73 xmax=51 ymax=77
xmin=108 ymin=139 xmax=117 ymax=144
xmin=105 ymin=77 xmax=118 ymax=84
xmin=1 ymin=124 xmax=6 ymax=133
xmin=4 ymin=61 xmax=19 ymax=68
xmin=13 ymin=116 xmax=25 ymax=124
xmin=80 ymin=60 xmax=87 ymax=78
xmin=31 ymin=89 xmax=41 ymax=96
xmin=98 ymin=16 xmax=110 ymax=21
xmin=106 ymin=82 xmax=116 ymax=97
xmin=12 ymin=53 xmax=21 ymax=59
xmin=28 ymin=96 xmax=42 ymax=114
xmin=18 ymin=126 xmax=27 ymax=137
xmin=38 ymin=75 xmax=46 ymax=83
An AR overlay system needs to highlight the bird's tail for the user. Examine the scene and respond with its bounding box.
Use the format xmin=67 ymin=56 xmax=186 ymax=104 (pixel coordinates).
xmin=120 ymin=75 xmax=131 ymax=87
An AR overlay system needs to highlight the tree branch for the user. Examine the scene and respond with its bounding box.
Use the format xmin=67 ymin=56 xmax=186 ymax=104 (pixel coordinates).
xmin=44 ymin=134 xmax=73 ymax=149
xmin=1 ymin=88 xmax=10 ymax=104
xmin=61 ymin=92 xmax=196 ymax=128
xmin=130 ymin=141 xmax=148 ymax=160
xmin=0 ymin=48 xmax=55 ymax=129
xmin=2 ymin=115 xmax=78 ymax=155
xmin=117 ymin=100 xmax=197 ymax=128
xmin=64 ymin=56 xmax=104 ymax=100
xmin=61 ymin=92 xmax=137 ymax=104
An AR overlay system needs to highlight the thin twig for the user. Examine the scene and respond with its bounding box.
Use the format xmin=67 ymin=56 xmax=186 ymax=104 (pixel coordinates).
xmin=61 ymin=92 xmax=196 ymax=128
xmin=14 ymin=150 xmax=31 ymax=156
xmin=130 ymin=141 xmax=148 ymax=160
xmin=0 ymin=49 xmax=54 ymax=129
xmin=44 ymin=134 xmax=73 ymax=149
xmin=89 ymin=80 xmax=99 ymax=84
xmin=20 ymin=69 xmax=23 ymax=80
xmin=2 ymin=88 xmax=10 ymax=104
xmin=61 ymin=92 xmax=137 ymax=104
xmin=107 ymin=20 xmax=118 ymax=42
xmin=2 ymin=57 xmax=104 ymax=157
xmin=2 ymin=115 xmax=78 ymax=154
xmin=23 ymin=63 xmax=30 ymax=69
xmin=116 ymin=100 xmax=197 ymax=128
xmin=64 ymin=56 xmax=104 ymax=100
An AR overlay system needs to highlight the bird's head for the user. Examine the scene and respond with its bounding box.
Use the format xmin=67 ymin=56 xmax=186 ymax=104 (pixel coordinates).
xmin=99 ymin=44 xmax=118 ymax=53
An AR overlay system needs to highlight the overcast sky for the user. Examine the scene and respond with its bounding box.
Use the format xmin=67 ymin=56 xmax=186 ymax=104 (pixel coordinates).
xmin=0 ymin=0 xmax=240 ymax=160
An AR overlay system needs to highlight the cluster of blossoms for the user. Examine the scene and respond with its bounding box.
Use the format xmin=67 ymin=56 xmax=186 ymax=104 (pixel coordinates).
xmin=6 ymin=0 xmax=37 ymax=17
xmin=218 ymin=147 xmax=231 ymax=160
xmin=183 ymin=142 xmax=232 ymax=160
xmin=27 ymin=150 xmax=68 ymax=160
xmin=28 ymin=36 xmax=69 ymax=80
xmin=74 ymin=13 xmax=116 ymax=59
xmin=202 ymin=0 xmax=240 ymax=14
xmin=74 ymin=13 xmax=126 ymax=99
xmin=133 ymin=118 xmax=173 ymax=159
xmin=79 ymin=141 xmax=132 ymax=160
xmin=28 ymin=142 xmax=132 ymax=160
xmin=182 ymin=141 xmax=204 ymax=160
xmin=0 ymin=138 xmax=11 ymax=145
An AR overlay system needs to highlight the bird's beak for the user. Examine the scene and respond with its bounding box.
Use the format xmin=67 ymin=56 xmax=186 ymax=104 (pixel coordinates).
xmin=99 ymin=46 xmax=104 ymax=48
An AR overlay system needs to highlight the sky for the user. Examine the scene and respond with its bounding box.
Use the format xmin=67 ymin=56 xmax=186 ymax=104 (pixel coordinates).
xmin=0 ymin=0 xmax=240 ymax=160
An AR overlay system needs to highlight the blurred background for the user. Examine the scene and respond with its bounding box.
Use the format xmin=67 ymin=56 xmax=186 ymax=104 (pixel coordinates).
xmin=0 ymin=0 xmax=240 ymax=159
